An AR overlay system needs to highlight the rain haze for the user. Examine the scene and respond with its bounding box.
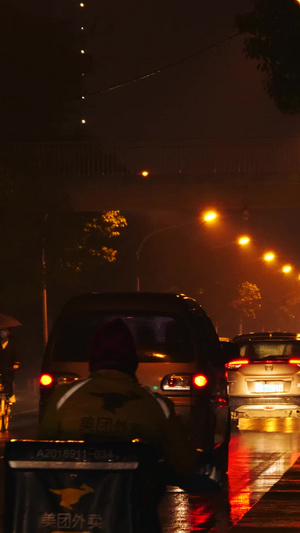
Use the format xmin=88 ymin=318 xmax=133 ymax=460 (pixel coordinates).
xmin=4 ymin=0 xmax=300 ymax=362
xmin=74 ymin=0 xmax=300 ymax=335
xmin=3 ymin=5 xmax=300 ymax=532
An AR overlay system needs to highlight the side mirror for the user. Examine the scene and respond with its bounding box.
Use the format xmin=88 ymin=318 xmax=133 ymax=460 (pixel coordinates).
xmin=219 ymin=341 xmax=240 ymax=364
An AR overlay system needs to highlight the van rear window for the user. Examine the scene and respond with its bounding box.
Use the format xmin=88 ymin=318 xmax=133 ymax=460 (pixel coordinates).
xmin=51 ymin=312 xmax=194 ymax=363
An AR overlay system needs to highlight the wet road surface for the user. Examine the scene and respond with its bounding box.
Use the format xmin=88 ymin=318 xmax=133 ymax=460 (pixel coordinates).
xmin=1 ymin=402 xmax=300 ymax=532
xmin=159 ymin=419 xmax=300 ymax=532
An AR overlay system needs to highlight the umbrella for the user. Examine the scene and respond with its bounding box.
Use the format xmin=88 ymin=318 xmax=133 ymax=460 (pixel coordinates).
xmin=0 ymin=314 xmax=22 ymax=328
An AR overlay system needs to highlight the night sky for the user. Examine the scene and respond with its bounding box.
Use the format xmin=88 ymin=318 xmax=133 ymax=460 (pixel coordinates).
xmin=18 ymin=0 xmax=300 ymax=137
xmin=9 ymin=0 xmax=300 ymax=338
xmin=76 ymin=0 xmax=300 ymax=335
xmin=81 ymin=0 xmax=300 ymax=140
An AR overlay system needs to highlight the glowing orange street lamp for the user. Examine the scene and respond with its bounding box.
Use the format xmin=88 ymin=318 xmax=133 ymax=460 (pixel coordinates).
xmin=237 ymin=235 xmax=251 ymax=246
xmin=201 ymin=210 xmax=218 ymax=223
xmin=140 ymin=170 xmax=149 ymax=177
xmin=282 ymin=264 xmax=292 ymax=274
xmin=263 ymin=252 xmax=276 ymax=262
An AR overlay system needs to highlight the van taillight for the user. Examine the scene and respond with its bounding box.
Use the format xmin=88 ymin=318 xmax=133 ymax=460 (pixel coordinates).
xmin=225 ymin=359 xmax=249 ymax=370
xmin=40 ymin=373 xmax=79 ymax=387
xmin=161 ymin=373 xmax=208 ymax=391
xmin=193 ymin=374 xmax=208 ymax=388
xmin=40 ymin=374 xmax=53 ymax=387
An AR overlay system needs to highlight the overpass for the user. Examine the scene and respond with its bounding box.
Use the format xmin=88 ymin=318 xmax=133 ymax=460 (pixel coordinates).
xmin=3 ymin=138 xmax=300 ymax=211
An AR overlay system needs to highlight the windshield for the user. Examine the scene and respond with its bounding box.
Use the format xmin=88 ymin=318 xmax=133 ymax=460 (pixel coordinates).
xmin=239 ymin=341 xmax=300 ymax=361
xmin=51 ymin=311 xmax=194 ymax=363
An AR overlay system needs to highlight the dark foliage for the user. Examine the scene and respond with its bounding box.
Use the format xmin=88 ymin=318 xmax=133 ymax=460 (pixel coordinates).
xmin=236 ymin=0 xmax=300 ymax=114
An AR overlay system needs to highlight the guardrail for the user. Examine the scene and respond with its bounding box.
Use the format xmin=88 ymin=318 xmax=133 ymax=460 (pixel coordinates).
xmin=1 ymin=138 xmax=300 ymax=179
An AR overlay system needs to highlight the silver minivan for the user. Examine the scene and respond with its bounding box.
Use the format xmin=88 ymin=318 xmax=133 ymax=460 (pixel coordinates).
xmin=39 ymin=292 xmax=234 ymax=474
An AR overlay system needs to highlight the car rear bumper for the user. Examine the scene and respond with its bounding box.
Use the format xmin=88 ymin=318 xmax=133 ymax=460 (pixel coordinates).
xmin=229 ymin=396 xmax=300 ymax=419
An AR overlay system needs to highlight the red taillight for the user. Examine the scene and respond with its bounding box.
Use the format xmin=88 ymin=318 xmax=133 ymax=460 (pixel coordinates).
xmin=289 ymin=359 xmax=300 ymax=366
xmin=193 ymin=374 xmax=208 ymax=388
xmin=161 ymin=373 xmax=208 ymax=391
xmin=40 ymin=374 xmax=53 ymax=387
xmin=225 ymin=359 xmax=249 ymax=370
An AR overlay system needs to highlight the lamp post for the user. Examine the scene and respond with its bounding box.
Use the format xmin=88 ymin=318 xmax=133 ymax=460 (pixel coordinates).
xmin=42 ymin=213 xmax=48 ymax=348
xmin=136 ymin=210 xmax=218 ymax=292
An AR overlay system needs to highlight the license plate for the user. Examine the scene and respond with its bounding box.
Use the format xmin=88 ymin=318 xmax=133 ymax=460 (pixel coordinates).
xmin=255 ymin=382 xmax=284 ymax=393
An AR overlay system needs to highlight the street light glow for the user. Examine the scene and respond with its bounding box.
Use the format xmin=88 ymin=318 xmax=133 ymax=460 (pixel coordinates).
xmin=202 ymin=210 xmax=218 ymax=223
xmin=282 ymin=264 xmax=292 ymax=273
xmin=141 ymin=170 xmax=149 ymax=177
xmin=238 ymin=235 xmax=250 ymax=246
xmin=263 ymin=252 xmax=275 ymax=262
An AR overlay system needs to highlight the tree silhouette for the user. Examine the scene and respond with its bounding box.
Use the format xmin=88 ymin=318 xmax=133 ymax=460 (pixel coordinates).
xmin=236 ymin=0 xmax=300 ymax=114
xmin=45 ymin=211 xmax=128 ymax=289
xmin=232 ymin=281 xmax=262 ymax=333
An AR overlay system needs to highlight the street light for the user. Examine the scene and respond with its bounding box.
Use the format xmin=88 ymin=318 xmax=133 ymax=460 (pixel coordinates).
xmin=263 ymin=251 xmax=276 ymax=262
xmin=202 ymin=210 xmax=218 ymax=223
xmin=211 ymin=234 xmax=251 ymax=250
xmin=237 ymin=235 xmax=251 ymax=247
xmin=42 ymin=213 xmax=49 ymax=348
xmin=140 ymin=170 xmax=149 ymax=177
xmin=282 ymin=264 xmax=292 ymax=274
xmin=136 ymin=210 xmax=218 ymax=291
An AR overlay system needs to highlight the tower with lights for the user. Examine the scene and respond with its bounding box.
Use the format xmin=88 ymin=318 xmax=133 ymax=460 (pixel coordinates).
xmin=44 ymin=0 xmax=92 ymax=138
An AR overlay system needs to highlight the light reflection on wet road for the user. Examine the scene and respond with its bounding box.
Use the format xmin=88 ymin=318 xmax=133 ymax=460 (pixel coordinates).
xmin=159 ymin=418 xmax=300 ymax=532
xmin=2 ymin=413 xmax=300 ymax=532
